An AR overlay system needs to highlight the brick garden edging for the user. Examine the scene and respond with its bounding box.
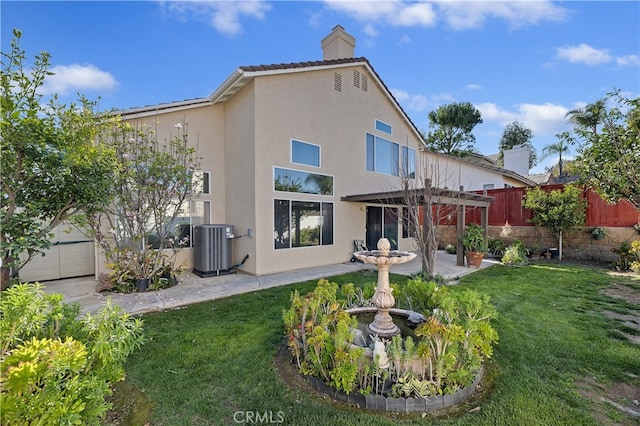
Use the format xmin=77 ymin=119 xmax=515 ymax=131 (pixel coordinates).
xmin=304 ymin=366 xmax=483 ymax=413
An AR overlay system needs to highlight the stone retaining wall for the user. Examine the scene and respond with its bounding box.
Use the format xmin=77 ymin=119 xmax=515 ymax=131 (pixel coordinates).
xmin=305 ymin=366 xmax=483 ymax=413
xmin=438 ymin=225 xmax=639 ymax=263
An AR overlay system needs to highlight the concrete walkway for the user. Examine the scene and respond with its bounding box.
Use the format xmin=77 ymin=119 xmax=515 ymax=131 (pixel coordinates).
xmin=41 ymin=251 xmax=497 ymax=315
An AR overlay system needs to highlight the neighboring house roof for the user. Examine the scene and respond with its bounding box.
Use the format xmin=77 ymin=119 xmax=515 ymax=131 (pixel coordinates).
xmin=528 ymin=172 xmax=552 ymax=185
xmin=459 ymin=151 xmax=498 ymax=168
xmin=117 ymin=57 xmax=425 ymax=144
xmin=422 ymin=149 xmax=537 ymax=186
xmin=485 ymin=153 xmax=500 ymax=163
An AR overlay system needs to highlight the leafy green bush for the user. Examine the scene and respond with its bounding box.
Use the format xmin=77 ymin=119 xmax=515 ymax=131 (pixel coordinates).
xmin=445 ymin=244 xmax=456 ymax=254
xmin=488 ymin=238 xmax=506 ymax=258
xmin=614 ymin=240 xmax=640 ymax=272
xmin=462 ymin=223 xmax=488 ymax=253
xmin=282 ymin=280 xmax=364 ymax=393
xmin=0 ymin=283 xmax=145 ymax=425
xmin=501 ymin=240 xmax=529 ymax=265
xmin=630 ymin=240 xmax=640 ymax=274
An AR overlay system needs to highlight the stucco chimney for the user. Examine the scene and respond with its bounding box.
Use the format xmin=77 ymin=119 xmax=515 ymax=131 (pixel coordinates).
xmin=321 ymin=25 xmax=356 ymax=60
xmin=503 ymin=144 xmax=531 ymax=176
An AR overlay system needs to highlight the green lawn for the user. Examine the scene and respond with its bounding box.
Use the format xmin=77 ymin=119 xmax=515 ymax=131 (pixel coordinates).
xmin=115 ymin=265 xmax=640 ymax=425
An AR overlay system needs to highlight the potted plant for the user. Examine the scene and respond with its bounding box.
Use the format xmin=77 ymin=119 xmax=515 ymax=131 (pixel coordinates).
xmin=115 ymin=246 xmax=158 ymax=293
xmin=462 ymin=223 xmax=488 ymax=268
xmin=591 ymin=227 xmax=606 ymax=240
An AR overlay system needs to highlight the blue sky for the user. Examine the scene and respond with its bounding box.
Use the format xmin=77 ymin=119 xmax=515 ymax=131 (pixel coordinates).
xmin=2 ymin=1 xmax=639 ymax=174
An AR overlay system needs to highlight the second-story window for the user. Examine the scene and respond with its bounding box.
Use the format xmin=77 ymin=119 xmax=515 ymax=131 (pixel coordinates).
xmin=274 ymin=167 xmax=333 ymax=196
xmin=366 ymin=133 xmax=415 ymax=178
xmin=291 ymin=139 xmax=320 ymax=167
xmin=375 ymin=119 xmax=392 ymax=135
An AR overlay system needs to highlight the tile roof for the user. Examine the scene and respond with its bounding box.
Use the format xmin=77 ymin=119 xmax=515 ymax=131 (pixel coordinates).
xmin=239 ymin=57 xmax=370 ymax=72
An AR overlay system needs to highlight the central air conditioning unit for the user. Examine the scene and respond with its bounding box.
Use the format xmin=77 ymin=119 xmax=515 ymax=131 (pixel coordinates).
xmin=193 ymin=224 xmax=235 ymax=277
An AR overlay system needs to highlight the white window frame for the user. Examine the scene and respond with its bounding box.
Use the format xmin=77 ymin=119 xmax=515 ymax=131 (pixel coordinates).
xmin=193 ymin=170 xmax=211 ymax=195
xmin=273 ymin=166 xmax=334 ymax=196
xmin=366 ymin=133 xmax=399 ymax=176
xmin=291 ymin=139 xmax=321 ymax=168
xmin=375 ymin=119 xmax=392 ymax=135
xmin=273 ymin=198 xmax=334 ymax=250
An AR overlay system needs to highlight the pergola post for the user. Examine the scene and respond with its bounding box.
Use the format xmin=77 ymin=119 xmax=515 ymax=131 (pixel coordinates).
xmin=456 ymin=204 xmax=465 ymax=267
xmin=481 ymin=206 xmax=488 ymax=238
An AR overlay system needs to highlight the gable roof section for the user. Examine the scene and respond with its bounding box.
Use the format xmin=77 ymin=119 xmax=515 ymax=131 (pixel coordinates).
xmin=117 ymin=57 xmax=425 ymax=144
xmin=209 ymin=57 xmax=425 ymax=143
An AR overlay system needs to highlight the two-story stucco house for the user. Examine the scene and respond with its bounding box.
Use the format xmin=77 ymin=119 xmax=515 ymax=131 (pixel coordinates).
xmin=20 ymin=25 xmax=534 ymax=282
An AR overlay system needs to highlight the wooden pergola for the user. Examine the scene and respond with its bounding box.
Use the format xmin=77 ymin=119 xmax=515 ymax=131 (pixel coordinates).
xmin=342 ymin=187 xmax=494 ymax=266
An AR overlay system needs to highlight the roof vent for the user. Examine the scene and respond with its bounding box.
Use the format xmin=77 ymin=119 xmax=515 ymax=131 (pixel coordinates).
xmin=321 ymin=25 xmax=356 ymax=60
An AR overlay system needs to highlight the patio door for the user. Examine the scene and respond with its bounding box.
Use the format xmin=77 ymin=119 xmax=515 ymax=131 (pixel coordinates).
xmin=366 ymin=206 xmax=398 ymax=250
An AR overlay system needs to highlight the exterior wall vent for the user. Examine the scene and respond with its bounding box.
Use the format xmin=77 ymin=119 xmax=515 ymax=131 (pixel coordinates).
xmin=353 ymin=70 xmax=360 ymax=88
xmin=334 ymin=72 xmax=342 ymax=92
xmin=362 ymin=74 xmax=368 ymax=92
xmin=193 ymin=224 xmax=235 ymax=276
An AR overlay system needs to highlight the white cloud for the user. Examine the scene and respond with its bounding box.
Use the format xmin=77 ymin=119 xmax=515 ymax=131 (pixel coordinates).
xmin=616 ymin=54 xmax=640 ymax=67
xmin=41 ymin=64 xmax=118 ymax=95
xmin=398 ymin=34 xmax=412 ymax=45
xmin=308 ymin=11 xmax=323 ymax=28
xmin=323 ymin=1 xmax=402 ymax=22
xmin=391 ymin=2 xmax=437 ymax=27
xmin=391 ymin=89 xmax=429 ymax=112
xmin=161 ymin=0 xmax=271 ymax=37
xmin=476 ymin=102 xmax=569 ymax=136
xmin=323 ymin=0 xmax=567 ymax=32
xmin=517 ymin=103 xmax=569 ymax=135
xmin=466 ymin=83 xmax=482 ymax=91
xmin=436 ymin=1 xmax=569 ymax=30
xmin=392 ymin=89 xmax=454 ymax=113
xmin=363 ymin=23 xmax=378 ymax=38
xmin=555 ymin=44 xmax=612 ymax=66
xmin=476 ymin=102 xmax=518 ymax=125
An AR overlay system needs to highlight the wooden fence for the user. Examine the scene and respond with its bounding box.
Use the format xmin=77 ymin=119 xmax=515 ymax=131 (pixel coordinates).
xmin=460 ymin=184 xmax=639 ymax=227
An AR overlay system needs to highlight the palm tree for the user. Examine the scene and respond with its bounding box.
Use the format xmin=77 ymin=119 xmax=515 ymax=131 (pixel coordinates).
xmin=542 ymin=132 xmax=575 ymax=177
xmin=565 ymin=99 xmax=606 ymax=138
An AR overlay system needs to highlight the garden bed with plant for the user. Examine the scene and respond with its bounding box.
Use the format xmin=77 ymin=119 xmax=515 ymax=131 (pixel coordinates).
xmin=282 ymin=278 xmax=498 ymax=408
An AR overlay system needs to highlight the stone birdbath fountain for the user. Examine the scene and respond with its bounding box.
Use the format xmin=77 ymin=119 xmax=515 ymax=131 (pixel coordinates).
xmin=352 ymin=238 xmax=417 ymax=338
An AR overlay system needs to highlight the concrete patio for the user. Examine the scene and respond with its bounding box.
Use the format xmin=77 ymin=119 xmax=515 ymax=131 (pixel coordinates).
xmin=41 ymin=250 xmax=497 ymax=315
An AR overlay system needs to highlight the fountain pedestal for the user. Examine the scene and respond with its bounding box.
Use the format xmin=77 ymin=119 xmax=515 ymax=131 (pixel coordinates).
xmin=353 ymin=238 xmax=417 ymax=339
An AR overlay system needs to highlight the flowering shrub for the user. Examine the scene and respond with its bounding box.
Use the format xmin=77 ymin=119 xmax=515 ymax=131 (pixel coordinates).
xmin=84 ymin=121 xmax=201 ymax=292
xmin=501 ymin=240 xmax=529 ymax=265
xmin=0 ymin=283 xmax=145 ymax=424
xmin=282 ymin=278 xmax=498 ymax=397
